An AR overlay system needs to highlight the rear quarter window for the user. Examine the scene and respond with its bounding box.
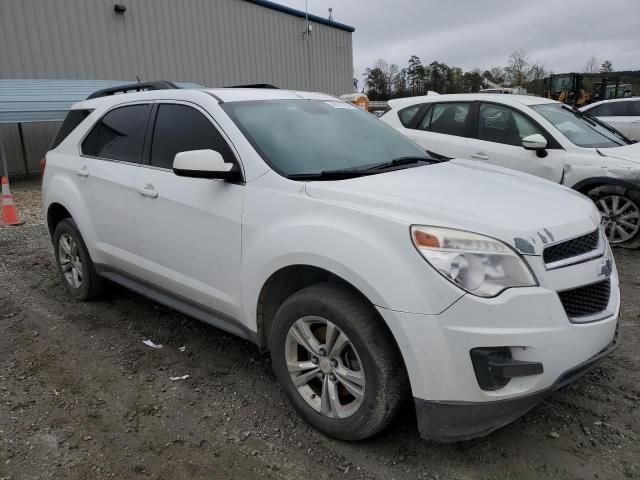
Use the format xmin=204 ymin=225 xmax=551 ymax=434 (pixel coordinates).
xmin=50 ymin=109 xmax=92 ymax=149
xmin=398 ymin=104 xmax=424 ymax=127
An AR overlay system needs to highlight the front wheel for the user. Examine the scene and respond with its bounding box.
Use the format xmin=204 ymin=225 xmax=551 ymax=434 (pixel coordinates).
xmin=270 ymin=282 xmax=408 ymax=441
xmin=591 ymin=189 xmax=640 ymax=248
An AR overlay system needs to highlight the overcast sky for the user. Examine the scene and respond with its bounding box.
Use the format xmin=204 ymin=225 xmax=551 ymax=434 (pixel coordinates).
xmin=277 ymin=0 xmax=640 ymax=82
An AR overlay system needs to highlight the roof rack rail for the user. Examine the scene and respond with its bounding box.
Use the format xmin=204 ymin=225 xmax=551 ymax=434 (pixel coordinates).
xmin=228 ymin=83 xmax=279 ymax=89
xmin=87 ymin=81 xmax=179 ymax=99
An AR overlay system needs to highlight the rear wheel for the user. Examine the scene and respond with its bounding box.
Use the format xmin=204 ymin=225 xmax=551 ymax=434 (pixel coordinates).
xmin=270 ymin=282 xmax=408 ymax=441
xmin=591 ymin=189 xmax=640 ymax=248
xmin=53 ymin=219 xmax=105 ymax=300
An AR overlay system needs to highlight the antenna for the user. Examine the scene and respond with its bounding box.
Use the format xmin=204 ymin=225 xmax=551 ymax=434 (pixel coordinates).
xmin=328 ymin=8 xmax=333 ymax=21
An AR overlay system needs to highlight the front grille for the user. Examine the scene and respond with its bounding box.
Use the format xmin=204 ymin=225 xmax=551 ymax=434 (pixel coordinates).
xmin=543 ymin=230 xmax=600 ymax=265
xmin=558 ymin=279 xmax=611 ymax=319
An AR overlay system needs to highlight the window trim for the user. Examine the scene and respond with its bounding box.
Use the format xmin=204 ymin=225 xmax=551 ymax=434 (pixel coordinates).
xmin=471 ymin=101 xmax=563 ymax=150
xmin=412 ymin=101 xmax=475 ymax=138
xmin=78 ymin=101 xmax=153 ymax=166
xmin=142 ymin=100 xmax=245 ymax=182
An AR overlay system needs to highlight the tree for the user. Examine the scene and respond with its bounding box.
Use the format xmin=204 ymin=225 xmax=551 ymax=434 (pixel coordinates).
xmin=430 ymin=61 xmax=449 ymax=93
xmin=583 ymin=56 xmax=599 ymax=73
xmin=362 ymin=59 xmax=401 ymax=100
xmin=463 ymin=69 xmax=484 ymax=92
xmin=600 ymin=60 xmax=613 ymax=73
xmin=362 ymin=68 xmax=385 ymax=99
xmin=393 ymin=68 xmax=408 ymax=97
xmin=505 ymin=49 xmax=530 ymax=86
xmin=483 ymin=66 xmax=506 ymax=86
xmin=407 ymin=55 xmax=423 ymax=95
xmin=387 ymin=63 xmax=399 ymax=97
xmin=527 ymin=63 xmax=547 ymax=95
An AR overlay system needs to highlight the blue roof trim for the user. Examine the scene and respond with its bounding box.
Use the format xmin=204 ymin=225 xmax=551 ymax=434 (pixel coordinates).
xmin=244 ymin=0 xmax=355 ymax=32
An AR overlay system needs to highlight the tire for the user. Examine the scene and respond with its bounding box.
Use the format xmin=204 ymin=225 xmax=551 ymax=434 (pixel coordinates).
xmin=590 ymin=187 xmax=640 ymax=249
xmin=270 ymin=282 xmax=409 ymax=441
xmin=53 ymin=218 xmax=105 ymax=300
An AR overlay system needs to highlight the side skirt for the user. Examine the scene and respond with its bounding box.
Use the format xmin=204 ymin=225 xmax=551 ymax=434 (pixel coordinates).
xmin=95 ymin=264 xmax=257 ymax=344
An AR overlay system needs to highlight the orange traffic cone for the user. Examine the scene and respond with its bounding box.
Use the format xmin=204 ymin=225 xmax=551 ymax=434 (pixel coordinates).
xmin=1 ymin=176 xmax=24 ymax=226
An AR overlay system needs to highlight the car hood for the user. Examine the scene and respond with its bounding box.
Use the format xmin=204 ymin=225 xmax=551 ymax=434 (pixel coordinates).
xmin=305 ymin=160 xmax=601 ymax=255
xmin=597 ymin=142 xmax=640 ymax=164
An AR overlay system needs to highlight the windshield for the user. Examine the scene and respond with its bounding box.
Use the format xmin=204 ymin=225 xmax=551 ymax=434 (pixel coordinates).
xmin=221 ymin=99 xmax=428 ymax=176
xmin=532 ymin=103 xmax=630 ymax=148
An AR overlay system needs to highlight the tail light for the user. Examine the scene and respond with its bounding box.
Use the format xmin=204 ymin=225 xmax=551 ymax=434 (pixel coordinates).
xmin=39 ymin=157 xmax=46 ymax=176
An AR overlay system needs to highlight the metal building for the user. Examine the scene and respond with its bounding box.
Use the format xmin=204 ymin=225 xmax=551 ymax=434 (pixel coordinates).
xmin=0 ymin=0 xmax=355 ymax=176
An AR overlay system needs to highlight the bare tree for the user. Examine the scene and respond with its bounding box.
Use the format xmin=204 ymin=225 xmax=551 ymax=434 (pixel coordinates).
xmin=505 ymin=49 xmax=530 ymax=86
xmin=528 ymin=63 xmax=547 ymax=82
xmin=528 ymin=63 xmax=547 ymax=95
xmin=583 ymin=56 xmax=599 ymax=73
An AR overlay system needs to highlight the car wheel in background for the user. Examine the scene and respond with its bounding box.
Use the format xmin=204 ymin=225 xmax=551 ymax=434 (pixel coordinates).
xmin=270 ymin=282 xmax=409 ymax=441
xmin=590 ymin=187 xmax=640 ymax=248
xmin=53 ymin=218 xmax=105 ymax=300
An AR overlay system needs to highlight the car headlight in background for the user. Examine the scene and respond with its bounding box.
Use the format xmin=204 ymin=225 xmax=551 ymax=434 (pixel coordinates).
xmin=411 ymin=226 xmax=538 ymax=297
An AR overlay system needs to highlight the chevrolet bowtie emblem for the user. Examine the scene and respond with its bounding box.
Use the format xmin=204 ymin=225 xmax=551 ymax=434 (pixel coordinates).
xmin=599 ymin=258 xmax=613 ymax=277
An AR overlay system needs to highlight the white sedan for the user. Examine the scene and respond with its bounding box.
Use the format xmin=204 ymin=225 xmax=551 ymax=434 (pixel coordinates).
xmin=580 ymin=98 xmax=640 ymax=141
xmin=382 ymin=93 xmax=640 ymax=247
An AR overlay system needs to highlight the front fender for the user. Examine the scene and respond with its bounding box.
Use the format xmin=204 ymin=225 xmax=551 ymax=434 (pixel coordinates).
xmin=240 ymin=195 xmax=464 ymax=332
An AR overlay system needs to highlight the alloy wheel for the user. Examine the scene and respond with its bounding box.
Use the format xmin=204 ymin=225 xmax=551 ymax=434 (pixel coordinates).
xmin=597 ymin=195 xmax=640 ymax=244
xmin=285 ymin=316 xmax=365 ymax=419
xmin=58 ymin=233 xmax=83 ymax=288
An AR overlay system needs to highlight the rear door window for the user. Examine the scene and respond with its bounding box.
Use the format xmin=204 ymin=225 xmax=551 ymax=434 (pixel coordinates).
xmin=50 ymin=109 xmax=92 ymax=149
xmin=593 ymin=102 xmax=629 ymax=117
xmin=82 ymin=104 xmax=151 ymax=163
xmin=631 ymin=101 xmax=640 ymax=116
xmin=149 ymin=104 xmax=235 ymax=170
xmin=419 ymin=103 xmax=470 ymax=137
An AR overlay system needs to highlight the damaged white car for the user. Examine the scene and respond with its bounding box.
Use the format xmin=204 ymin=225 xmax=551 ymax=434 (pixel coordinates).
xmin=382 ymin=94 xmax=640 ymax=247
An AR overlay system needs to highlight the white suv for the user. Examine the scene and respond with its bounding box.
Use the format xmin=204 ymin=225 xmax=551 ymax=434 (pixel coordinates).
xmin=42 ymin=83 xmax=619 ymax=442
xmin=382 ymin=94 xmax=640 ymax=247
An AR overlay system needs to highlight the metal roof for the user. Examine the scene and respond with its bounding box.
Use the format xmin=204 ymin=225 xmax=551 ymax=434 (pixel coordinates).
xmin=0 ymin=79 xmax=203 ymax=124
xmin=244 ymin=0 xmax=355 ymax=32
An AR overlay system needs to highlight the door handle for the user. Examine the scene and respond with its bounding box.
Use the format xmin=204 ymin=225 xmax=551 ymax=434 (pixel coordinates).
xmin=137 ymin=184 xmax=158 ymax=198
xmin=631 ymin=120 xmax=640 ymax=123
xmin=470 ymin=153 xmax=489 ymax=160
xmin=76 ymin=166 xmax=89 ymax=177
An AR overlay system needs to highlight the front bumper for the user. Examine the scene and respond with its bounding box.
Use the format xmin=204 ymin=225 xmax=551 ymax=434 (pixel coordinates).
xmin=375 ymin=253 xmax=620 ymax=442
xmin=414 ymin=336 xmax=617 ymax=442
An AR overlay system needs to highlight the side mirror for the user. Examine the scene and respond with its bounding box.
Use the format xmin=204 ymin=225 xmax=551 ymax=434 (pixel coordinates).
xmin=173 ymin=149 xmax=238 ymax=180
xmin=522 ymin=134 xmax=548 ymax=151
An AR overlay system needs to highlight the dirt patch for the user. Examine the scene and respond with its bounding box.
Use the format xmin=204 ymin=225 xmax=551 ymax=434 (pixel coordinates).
xmin=1 ymin=188 xmax=639 ymax=479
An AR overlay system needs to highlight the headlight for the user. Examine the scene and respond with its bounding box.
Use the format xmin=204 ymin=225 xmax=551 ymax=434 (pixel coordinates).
xmin=411 ymin=226 xmax=538 ymax=297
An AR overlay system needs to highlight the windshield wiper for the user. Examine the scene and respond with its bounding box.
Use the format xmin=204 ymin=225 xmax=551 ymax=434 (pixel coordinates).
xmin=287 ymin=156 xmax=436 ymax=181
xmin=365 ymin=156 xmax=435 ymax=171
xmin=287 ymin=169 xmax=378 ymax=181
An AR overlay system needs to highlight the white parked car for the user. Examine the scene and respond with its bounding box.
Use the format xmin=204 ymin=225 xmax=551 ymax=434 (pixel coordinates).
xmin=580 ymin=98 xmax=640 ymax=141
xmin=382 ymin=94 xmax=640 ymax=247
xmin=42 ymin=83 xmax=619 ymax=442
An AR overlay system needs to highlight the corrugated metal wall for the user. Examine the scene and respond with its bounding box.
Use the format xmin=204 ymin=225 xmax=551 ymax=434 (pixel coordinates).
xmin=0 ymin=0 xmax=354 ymax=175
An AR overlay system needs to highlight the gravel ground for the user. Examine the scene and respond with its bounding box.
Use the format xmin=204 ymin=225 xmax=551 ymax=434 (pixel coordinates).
xmin=1 ymin=182 xmax=639 ymax=480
